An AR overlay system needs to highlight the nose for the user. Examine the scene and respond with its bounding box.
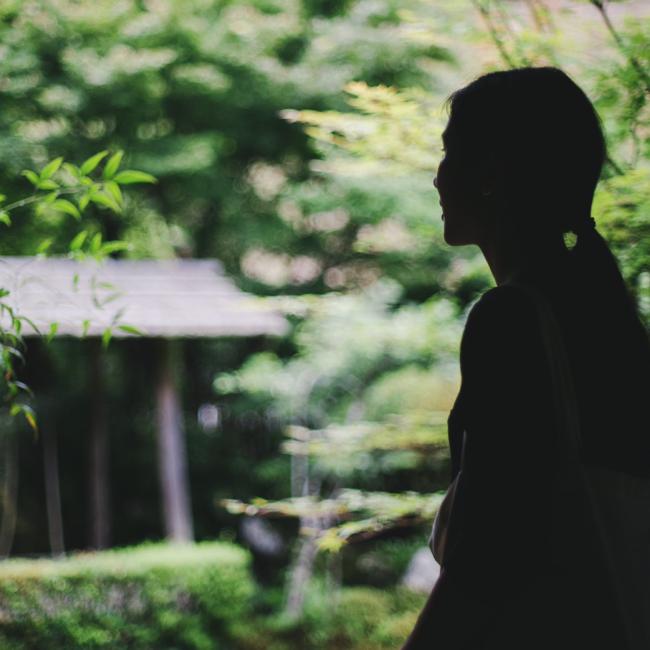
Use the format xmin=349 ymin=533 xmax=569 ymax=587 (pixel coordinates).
xmin=433 ymin=175 xmax=438 ymax=189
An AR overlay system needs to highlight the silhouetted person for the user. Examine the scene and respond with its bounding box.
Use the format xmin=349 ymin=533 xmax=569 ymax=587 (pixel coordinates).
xmin=403 ymin=67 xmax=650 ymax=649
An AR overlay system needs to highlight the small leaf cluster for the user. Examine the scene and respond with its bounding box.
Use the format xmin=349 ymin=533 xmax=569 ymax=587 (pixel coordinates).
xmin=0 ymin=151 xmax=156 ymax=430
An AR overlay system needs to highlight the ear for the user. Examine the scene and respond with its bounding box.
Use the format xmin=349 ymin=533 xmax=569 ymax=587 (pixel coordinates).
xmin=479 ymin=151 xmax=507 ymax=199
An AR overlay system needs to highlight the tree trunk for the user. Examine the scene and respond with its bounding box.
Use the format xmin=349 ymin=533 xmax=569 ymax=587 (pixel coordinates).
xmin=89 ymin=339 xmax=110 ymax=549
xmin=155 ymin=339 xmax=193 ymax=543
xmin=42 ymin=421 xmax=65 ymax=556
xmin=0 ymin=431 xmax=19 ymax=558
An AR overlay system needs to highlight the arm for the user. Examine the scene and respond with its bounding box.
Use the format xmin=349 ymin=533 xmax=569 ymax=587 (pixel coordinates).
xmin=403 ymin=286 xmax=556 ymax=649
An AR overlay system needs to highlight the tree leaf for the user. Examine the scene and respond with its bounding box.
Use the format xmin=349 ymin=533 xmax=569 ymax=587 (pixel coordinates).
xmin=40 ymin=157 xmax=63 ymax=180
xmin=80 ymin=151 xmax=109 ymax=175
xmin=62 ymin=162 xmax=80 ymax=180
xmin=36 ymin=238 xmax=53 ymax=254
xmin=90 ymin=232 xmax=102 ymax=253
xmin=22 ymin=170 xmax=40 ymax=186
xmin=117 ymin=324 xmax=143 ymax=336
xmin=77 ymin=193 xmax=91 ymax=212
xmin=113 ymin=170 xmax=157 ymax=185
xmin=37 ymin=179 xmax=59 ymax=191
xmin=52 ymin=199 xmax=81 ymax=219
xmin=102 ymin=327 xmax=112 ymax=349
xmin=47 ymin=322 xmax=58 ymax=343
xmin=105 ymin=180 xmax=123 ymax=206
xmin=69 ymin=231 xmax=88 ymax=251
xmin=100 ymin=240 xmax=130 ymax=255
xmin=0 ymin=211 xmax=11 ymax=226
xmin=90 ymin=191 xmax=121 ymax=212
xmin=103 ymin=151 xmax=124 ymax=179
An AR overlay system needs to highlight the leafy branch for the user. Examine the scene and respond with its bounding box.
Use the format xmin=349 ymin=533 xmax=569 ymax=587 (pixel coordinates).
xmin=0 ymin=151 xmax=156 ymax=431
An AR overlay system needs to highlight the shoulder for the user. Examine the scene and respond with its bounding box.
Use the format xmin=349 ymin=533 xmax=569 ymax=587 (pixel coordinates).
xmin=459 ymin=285 xmax=546 ymax=372
xmin=465 ymin=285 xmax=539 ymax=338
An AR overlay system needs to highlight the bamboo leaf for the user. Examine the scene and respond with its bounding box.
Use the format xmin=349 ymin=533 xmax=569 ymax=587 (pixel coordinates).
xmin=101 ymin=327 xmax=112 ymax=349
xmin=52 ymin=199 xmax=81 ymax=219
xmin=40 ymin=157 xmax=63 ymax=180
xmin=47 ymin=322 xmax=58 ymax=343
xmin=69 ymin=231 xmax=88 ymax=251
xmin=117 ymin=324 xmax=143 ymax=336
xmin=103 ymin=151 xmax=124 ymax=179
xmin=36 ymin=238 xmax=53 ymax=254
xmin=90 ymin=191 xmax=121 ymax=212
xmin=36 ymin=179 xmax=59 ymax=191
xmin=22 ymin=170 xmax=40 ymax=186
xmin=80 ymin=150 xmax=108 ymax=175
xmin=113 ymin=170 xmax=157 ymax=185
xmin=100 ymin=240 xmax=130 ymax=255
xmin=105 ymin=180 xmax=123 ymax=206
xmin=90 ymin=232 xmax=102 ymax=253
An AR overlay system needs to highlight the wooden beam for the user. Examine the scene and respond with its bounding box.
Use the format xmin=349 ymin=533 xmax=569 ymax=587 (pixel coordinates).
xmin=155 ymin=339 xmax=193 ymax=543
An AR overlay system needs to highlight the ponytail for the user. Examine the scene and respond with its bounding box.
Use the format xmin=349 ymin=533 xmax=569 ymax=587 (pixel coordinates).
xmin=571 ymin=225 xmax=649 ymax=340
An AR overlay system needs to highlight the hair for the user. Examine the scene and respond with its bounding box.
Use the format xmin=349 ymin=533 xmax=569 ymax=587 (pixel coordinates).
xmin=446 ymin=66 xmax=646 ymax=332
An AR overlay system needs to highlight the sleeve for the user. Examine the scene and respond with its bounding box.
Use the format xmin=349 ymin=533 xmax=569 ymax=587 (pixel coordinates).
xmin=401 ymin=286 xmax=558 ymax=650
xmin=442 ymin=285 xmax=556 ymax=598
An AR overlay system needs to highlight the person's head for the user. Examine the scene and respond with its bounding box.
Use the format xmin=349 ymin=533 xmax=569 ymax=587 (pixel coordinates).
xmin=434 ymin=67 xmax=606 ymax=248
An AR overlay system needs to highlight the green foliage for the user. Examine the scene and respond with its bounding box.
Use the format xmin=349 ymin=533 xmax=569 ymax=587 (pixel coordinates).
xmin=231 ymin=583 xmax=426 ymax=649
xmin=0 ymin=151 xmax=154 ymax=428
xmin=223 ymin=489 xmax=444 ymax=551
xmin=0 ymin=542 xmax=254 ymax=650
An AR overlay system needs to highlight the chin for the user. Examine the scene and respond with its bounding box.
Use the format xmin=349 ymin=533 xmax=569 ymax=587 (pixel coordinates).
xmin=442 ymin=214 xmax=477 ymax=247
xmin=443 ymin=225 xmax=468 ymax=247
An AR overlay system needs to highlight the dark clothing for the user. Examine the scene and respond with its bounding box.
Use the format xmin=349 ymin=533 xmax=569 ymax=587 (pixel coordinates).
xmin=441 ymin=258 xmax=650 ymax=649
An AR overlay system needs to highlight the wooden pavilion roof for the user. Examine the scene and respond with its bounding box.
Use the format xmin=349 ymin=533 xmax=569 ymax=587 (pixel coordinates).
xmin=0 ymin=256 xmax=288 ymax=338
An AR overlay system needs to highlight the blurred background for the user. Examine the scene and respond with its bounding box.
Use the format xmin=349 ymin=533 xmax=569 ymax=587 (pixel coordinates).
xmin=0 ymin=0 xmax=648 ymax=648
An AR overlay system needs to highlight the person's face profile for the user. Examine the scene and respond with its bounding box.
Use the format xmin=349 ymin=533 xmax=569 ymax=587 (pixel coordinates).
xmin=434 ymin=120 xmax=488 ymax=247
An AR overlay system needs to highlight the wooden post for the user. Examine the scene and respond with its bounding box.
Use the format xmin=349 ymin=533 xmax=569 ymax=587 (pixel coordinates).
xmin=0 ymin=431 xmax=19 ymax=558
xmin=42 ymin=421 xmax=65 ymax=556
xmin=89 ymin=339 xmax=110 ymax=549
xmin=155 ymin=339 xmax=193 ymax=543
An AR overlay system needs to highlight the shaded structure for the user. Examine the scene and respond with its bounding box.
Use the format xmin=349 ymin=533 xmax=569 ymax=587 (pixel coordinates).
xmin=0 ymin=256 xmax=287 ymax=551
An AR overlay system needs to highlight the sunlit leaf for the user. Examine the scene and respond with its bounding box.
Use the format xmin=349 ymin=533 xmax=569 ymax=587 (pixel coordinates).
xmin=105 ymin=180 xmax=123 ymax=206
xmin=62 ymin=162 xmax=80 ymax=180
xmin=77 ymin=193 xmax=91 ymax=212
xmin=36 ymin=238 xmax=53 ymax=254
xmin=113 ymin=170 xmax=157 ymax=185
xmin=36 ymin=179 xmax=59 ymax=191
xmin=103 ymin=151 xmax=124 ymax=179
xmin=101 ymin=327 xmax=112 ymax=349
xmin=22 ymin=170 xmax=40 ymax=186
xmin=80 ymin=150 xmax=108 ymax=175
xmin=52 ymin=199 xmax=81 ymax=219
xmin=100 ymin=240 xmax=130 ymax=255
xmin=69 ymin=231 xmax=88 ymax=251
xmin=90 ymin=232 xmax=102 ymax=253
xmin=47 ymin=322 xmax=59 ymax=343
xmin=90 ymin=191 xmax=121 ymax=212
xmin=117 ymin=324 xmax=143 ymax=336
xmin=40 ymin=157 xmax=63 ymax=180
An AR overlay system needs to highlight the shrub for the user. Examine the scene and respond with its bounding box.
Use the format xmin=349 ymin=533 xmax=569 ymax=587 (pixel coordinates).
xmin=0 ymin=542 xmax=254 ymax=650
xmin=231 ymin=583 xmax=427 ymax=649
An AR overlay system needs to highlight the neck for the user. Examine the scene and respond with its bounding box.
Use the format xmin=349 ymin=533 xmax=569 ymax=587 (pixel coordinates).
xmin=479 ymin=229 xmax=569 ymax=286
